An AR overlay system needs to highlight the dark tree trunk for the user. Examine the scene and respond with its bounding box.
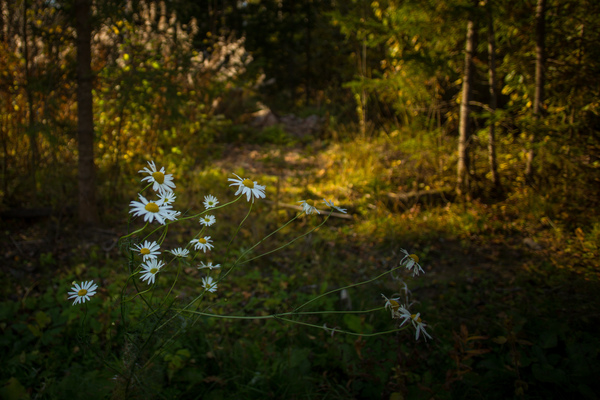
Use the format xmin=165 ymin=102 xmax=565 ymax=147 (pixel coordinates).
xmin=487 ymin=0 xmax=501 ymax=191
xmin=305 ymin=0 xmax=312 ymax=107
xmin=23 ymin=0 xmax=39 ymax=174
xmin=525 ymin=0 xmax=546 ymax=181
xmin=456 ymin=15 xmax=475 ymax=197
xmin=75 ymin=0 xmax=99 ymax=226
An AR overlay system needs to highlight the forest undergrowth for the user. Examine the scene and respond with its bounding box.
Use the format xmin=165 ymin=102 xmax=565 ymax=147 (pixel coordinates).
xmin=1 ymin=127 xmax=599 ymax=400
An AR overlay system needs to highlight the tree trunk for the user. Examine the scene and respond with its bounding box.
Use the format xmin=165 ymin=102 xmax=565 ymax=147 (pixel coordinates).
xmin=305 ymin=0 xmax=312 ymax=107
xmin=525 ymin=0 xmax=546 ymax=181
xmin=22 ymin=0 xmax=39 ymax=175
xmin=486 ymin=0 xmax=501 ymax=191
xmin=456 ymin=16 xmax=475 ymax=197
xmin=75 ymin=0 xmax=99 ymax=226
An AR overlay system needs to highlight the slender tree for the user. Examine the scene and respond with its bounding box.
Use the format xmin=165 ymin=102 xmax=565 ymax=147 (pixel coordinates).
xmin=75 ymin=0 xmax=99 ymax=225
xmin=486 ymin=0 xmax=500 ymax=190
xmin=456 ymin=9 xmax=476 ymax=197
xmin=525 ymin=0 xmax=546 ymax=181
xmin=22 ymin=0 xmax=39 ymax=175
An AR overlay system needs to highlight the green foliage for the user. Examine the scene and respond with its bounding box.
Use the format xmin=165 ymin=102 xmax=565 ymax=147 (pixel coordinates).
xmin=3 ymin=128 xmax=599 ymax=399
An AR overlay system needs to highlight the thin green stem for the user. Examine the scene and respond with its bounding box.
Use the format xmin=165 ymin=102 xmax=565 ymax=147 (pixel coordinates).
xmin=120 ymin=222 xmax=149 ymax=240
xmin=237 ymin=212 xmax=327 ymax=267
xmin=173 ymin=308 xmax=406 ymax=337
xmin=157 ymin=224 xmax=168 ymax=245
xmin=224 ymin=196 xmax=251 ymax=254
xmin=174 ymin=307 xmax=385 ymax=319
xmin=125 ymin=296 xmax=176 ymax=396
xmin=273 ymin=315 xmax=408 ymax=337
xmin=293 ymin=265 xmax=405 ymax=313
xmin=141 ymin=195 xmax=242 ymax=242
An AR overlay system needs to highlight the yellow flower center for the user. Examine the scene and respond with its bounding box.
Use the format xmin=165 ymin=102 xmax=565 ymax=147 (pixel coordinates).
xmin=152 ymin=171 xmax=165 ymax=184
xmin=145 ymin=202 xmax=159 ymax=213
xmin=242 ymin=179 xmax=254 ymax=188
xmin=411 ymin=314 xmax=422 ymax=323
xmin=150 ymin=268 xmax=158 ymax=274
xmin=77 ymin=289 xmax=87 ymax=296
xmin=389 ymin=300 xmax=400 ymax=311
xmin=199 ymin=238 xmax=207 ymax=244
xmin=409 ymin=254 xmax=419 ymax=263
xmin=140 ymin=248 xmax=150 ymax=255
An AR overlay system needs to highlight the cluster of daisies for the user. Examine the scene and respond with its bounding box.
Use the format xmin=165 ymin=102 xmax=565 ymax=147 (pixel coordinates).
xmin=132 ymin=238 xmax=219 ymax=293
xmin=68 ymin=161 xmax=347 ymax=307
xmin=68 ymin=162 xmax=222 ymax=305
xmin=65 ymin=161 xmax=431 ymax=342
xmin=128 ymin=161 xmax=180 ymax=224
xmin=129 ymin=162 xmax=230 ymax=295
xmin=381 ymin=250 xmax=431 ymax=341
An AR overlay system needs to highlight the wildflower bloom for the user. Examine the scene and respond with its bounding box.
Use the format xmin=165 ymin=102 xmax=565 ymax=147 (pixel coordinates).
xmin=139 ymin=161 xmax=175 ymax=194
xmin=68 ymin=280 xmax=98 ymax=306
xmin=162 ymin=209 xmax=181 ymax=221
xmin=190 ymin=236 xmax=214 ymax=252
xmin=201 ymin=276 xmax=218 ymax=293
xmin=200 ymin=215 xmax=216 ymax=226
xmin=129 ymin=194 xmax=176 ymax=224
xmin=198 ymin=261 xmax=221 ymax=270
xmin=139 ymin=259 xmax=164 ymax=285
xmin=203 ymin=195 xmax=219 ymax=209
xmin=159 ymin=191 xmax=176 ymax=205
xmin=323 ymin=199 xmax=347 ymax=214
xmin=132 ymin=240 xmax=160 ymax=261
xmin=228 ymin=173 xmax=266 ymax=202
xmin=169 ymin=248 xmax=189 ymax=258
xmin=396 ymin=307 xmax=432 ymax=341
xmin=381 ymin=294 xmax=402 ymax=318
xmin=298 ymin=199 xmax=320 ymax=215
xmin=400 ymin=249 xmax=425 ymax=276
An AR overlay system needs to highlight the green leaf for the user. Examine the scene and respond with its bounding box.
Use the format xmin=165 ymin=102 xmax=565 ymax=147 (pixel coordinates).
xmin=27 ymin=323 xmax=42 ymax=338
xmin=34 ymin=311 xmax=51 ymax=329
xmin=0 ymin=377 xmax=30 ymax=400
xmin=531 ymin=363 xmax=566 ymax=383
xmin=343 ymin=314 xmax=373 ymax=334
xmin=176 ymin=348 xmax=191 ymax=358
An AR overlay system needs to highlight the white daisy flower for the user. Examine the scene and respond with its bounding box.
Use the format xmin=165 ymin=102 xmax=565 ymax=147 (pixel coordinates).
xmin=199 ymin=215 xmax=216 ymax=226
xmin=298 ymin=200 xmax=320 ymax=215
xmin=228 ymin=173 xmax=266 ymax=202
xmin=139 ymin=161 xmax=176 ymax=194
xmin=129 ymin=194 xmax=175 ymax=225
xmin=323 ymin=199 xmax=347 ymax=214
xmin=169 ymin=248 xmax=189 ymax=258
xmin=381 ymin=294 xmax=402 ymax=318
xmin=139 ymin=258 xmax=164 ymax=285
xmin=396 ymin=307 xmax=432 ymax=341
xmin=201 ymin=276 xmax=218 ymax=293
xmin=68 ymin=280 xmax=98 ymax=306
xmin=132 ymin=240 xmax=160 ymax=261
xmin=203 ymin=195 xmax=219 ymax=209
xmin=159 ymin=191 xmax=176 ymax=205
xmin=198 ymin=261 xmax=221 ymax=270
xmin=190 ymin=236 xmax=214 ymax=252
xmin=400 ymin=249 xmax=425 ymax=276
xmin=162 ymin=208 xmax=180 ymax=222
